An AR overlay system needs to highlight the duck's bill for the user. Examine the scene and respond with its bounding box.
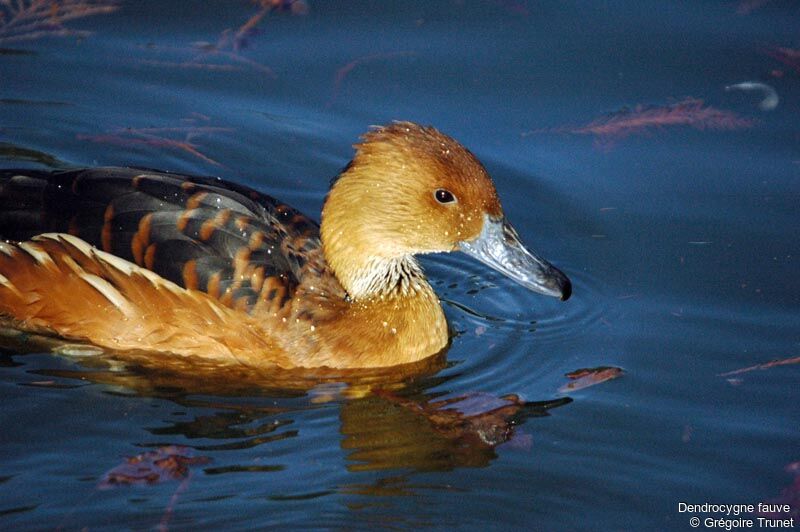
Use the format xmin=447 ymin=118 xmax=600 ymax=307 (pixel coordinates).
xmin=459 ymin=216 xmax=572 ymax=301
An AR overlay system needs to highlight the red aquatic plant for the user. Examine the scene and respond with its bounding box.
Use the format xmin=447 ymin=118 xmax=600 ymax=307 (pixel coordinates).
xmin=558 ymin=366 xmax=624 ymax=392
xmin=137 ymin=0 xmax=306 ymax=78
xmin=99 ymin=445 xmax=211 ymax=531
xmin=78 ymin=116 xmax=233 ymax=167
xmin=98 ymin=445 xmax=211 ymax=488
xmin=233 ymin=0 xmax=308 ymax=51
xmin=535 ymin=98 xmax=754 ymax=148
xmin=0 ymin=0 xmax=118 ymax=44
xmin=767 ymin=47 xmax=800 ymax=75
xmin=375 ymin=390 xmax=569 ymax=450
xmin=327 ymin=51 xmax=416 ymax=107
xmin=718 ymin=355 xmax=800 ymax=377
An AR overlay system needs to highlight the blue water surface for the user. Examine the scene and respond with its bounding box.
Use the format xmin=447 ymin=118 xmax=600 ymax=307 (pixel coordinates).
xmin=0 ymin=1 xmax=798 ymax=529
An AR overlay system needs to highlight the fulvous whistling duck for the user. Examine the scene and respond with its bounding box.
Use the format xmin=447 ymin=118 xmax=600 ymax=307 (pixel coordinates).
xmin=0 ymin=122 xmax=570 ymax=369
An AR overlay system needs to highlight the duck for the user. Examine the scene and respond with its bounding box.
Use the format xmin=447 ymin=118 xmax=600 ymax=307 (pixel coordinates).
xmin=0 ymin=122 xmax=570 ymax=370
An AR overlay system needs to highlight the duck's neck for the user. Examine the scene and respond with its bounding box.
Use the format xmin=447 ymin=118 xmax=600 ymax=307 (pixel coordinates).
xmin=339 ymin=255 xmax=427 ymax=299
xmin=321 ymin=167 xmax=430 ymax=301
xmin=321 ymin=227 xmax=430 ymax=300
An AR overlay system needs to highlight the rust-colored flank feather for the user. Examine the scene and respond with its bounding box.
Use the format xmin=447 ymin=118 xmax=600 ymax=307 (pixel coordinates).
xmin=0 ymin=122 xmax=569 ymax=370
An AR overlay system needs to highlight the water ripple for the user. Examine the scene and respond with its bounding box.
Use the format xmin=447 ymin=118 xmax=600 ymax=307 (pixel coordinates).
xmin=425 ymin=254 xmax=608 ymax=345
xmin=422 ymin=254 xmax=611 ymax=393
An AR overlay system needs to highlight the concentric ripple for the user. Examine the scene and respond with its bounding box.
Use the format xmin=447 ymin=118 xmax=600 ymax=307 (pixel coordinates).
xmin=423 ymin=254 xmax=608 ymax=342
xmin=421 ymin=253 xmax=612 ymax=392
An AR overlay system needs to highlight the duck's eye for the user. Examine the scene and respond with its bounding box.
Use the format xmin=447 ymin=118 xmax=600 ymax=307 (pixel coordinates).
xmin=434 ymin=188 xmax=456 ymax=204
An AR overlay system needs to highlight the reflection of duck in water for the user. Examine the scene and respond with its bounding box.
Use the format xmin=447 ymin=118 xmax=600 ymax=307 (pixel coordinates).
xmin=0 ymin=122 xmax=570 ymax=369
xmin=19 ymin=349 xmax=570 ymax=475
xmin=340 ymin=390 xmax=571 ymax=472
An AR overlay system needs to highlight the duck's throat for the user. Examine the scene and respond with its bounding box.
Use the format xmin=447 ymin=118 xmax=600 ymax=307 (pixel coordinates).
xmin=343 ymin=255 xmax=427 ymax=300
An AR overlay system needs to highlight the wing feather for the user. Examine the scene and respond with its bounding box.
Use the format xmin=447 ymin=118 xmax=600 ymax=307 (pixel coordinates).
xmin=0 ymin=167 xmax=324 ymax=313
xmin=0 ymin=234 xmax=294 ymax=367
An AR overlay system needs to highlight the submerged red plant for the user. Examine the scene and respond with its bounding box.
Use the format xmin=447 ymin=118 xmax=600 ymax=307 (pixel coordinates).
xmin=78 ymin=116 xmax=233 ymax=167
xmin=559 ymin=366 xmax=624 ymax=392
xmin=137 ymin=0 xmax=307 ymax=77
xmin=328 ymin=51 xmax=415 ymax=107
xmin=98 ymin=445 xmax=211 ymax=488
xmin=99 ymin=445 xmax=211 ymax=531
xmin=718 ymin=355 xmax=800 ymax=377
xmin=0 ymin=0 xmax=119 ymax=44
xmin=767 ymin=47 xmax=800 ymax=75
xmin=233 ymin=0 xmax=308 ymax=52
xmin=535 ymin=98 xmax=754 ymax=148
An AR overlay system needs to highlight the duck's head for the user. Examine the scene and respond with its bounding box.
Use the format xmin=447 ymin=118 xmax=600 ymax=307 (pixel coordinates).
xmin=321 ymin=122 xmax=571 ymax=302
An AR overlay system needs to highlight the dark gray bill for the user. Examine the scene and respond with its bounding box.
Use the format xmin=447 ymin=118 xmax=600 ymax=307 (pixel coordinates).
xmin=459 ymin=215 xmax=571 ymax=301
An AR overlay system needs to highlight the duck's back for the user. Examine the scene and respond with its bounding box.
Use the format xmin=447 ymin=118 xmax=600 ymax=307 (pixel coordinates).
xmin=0 ymin=167 xmax=322 ymax=312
